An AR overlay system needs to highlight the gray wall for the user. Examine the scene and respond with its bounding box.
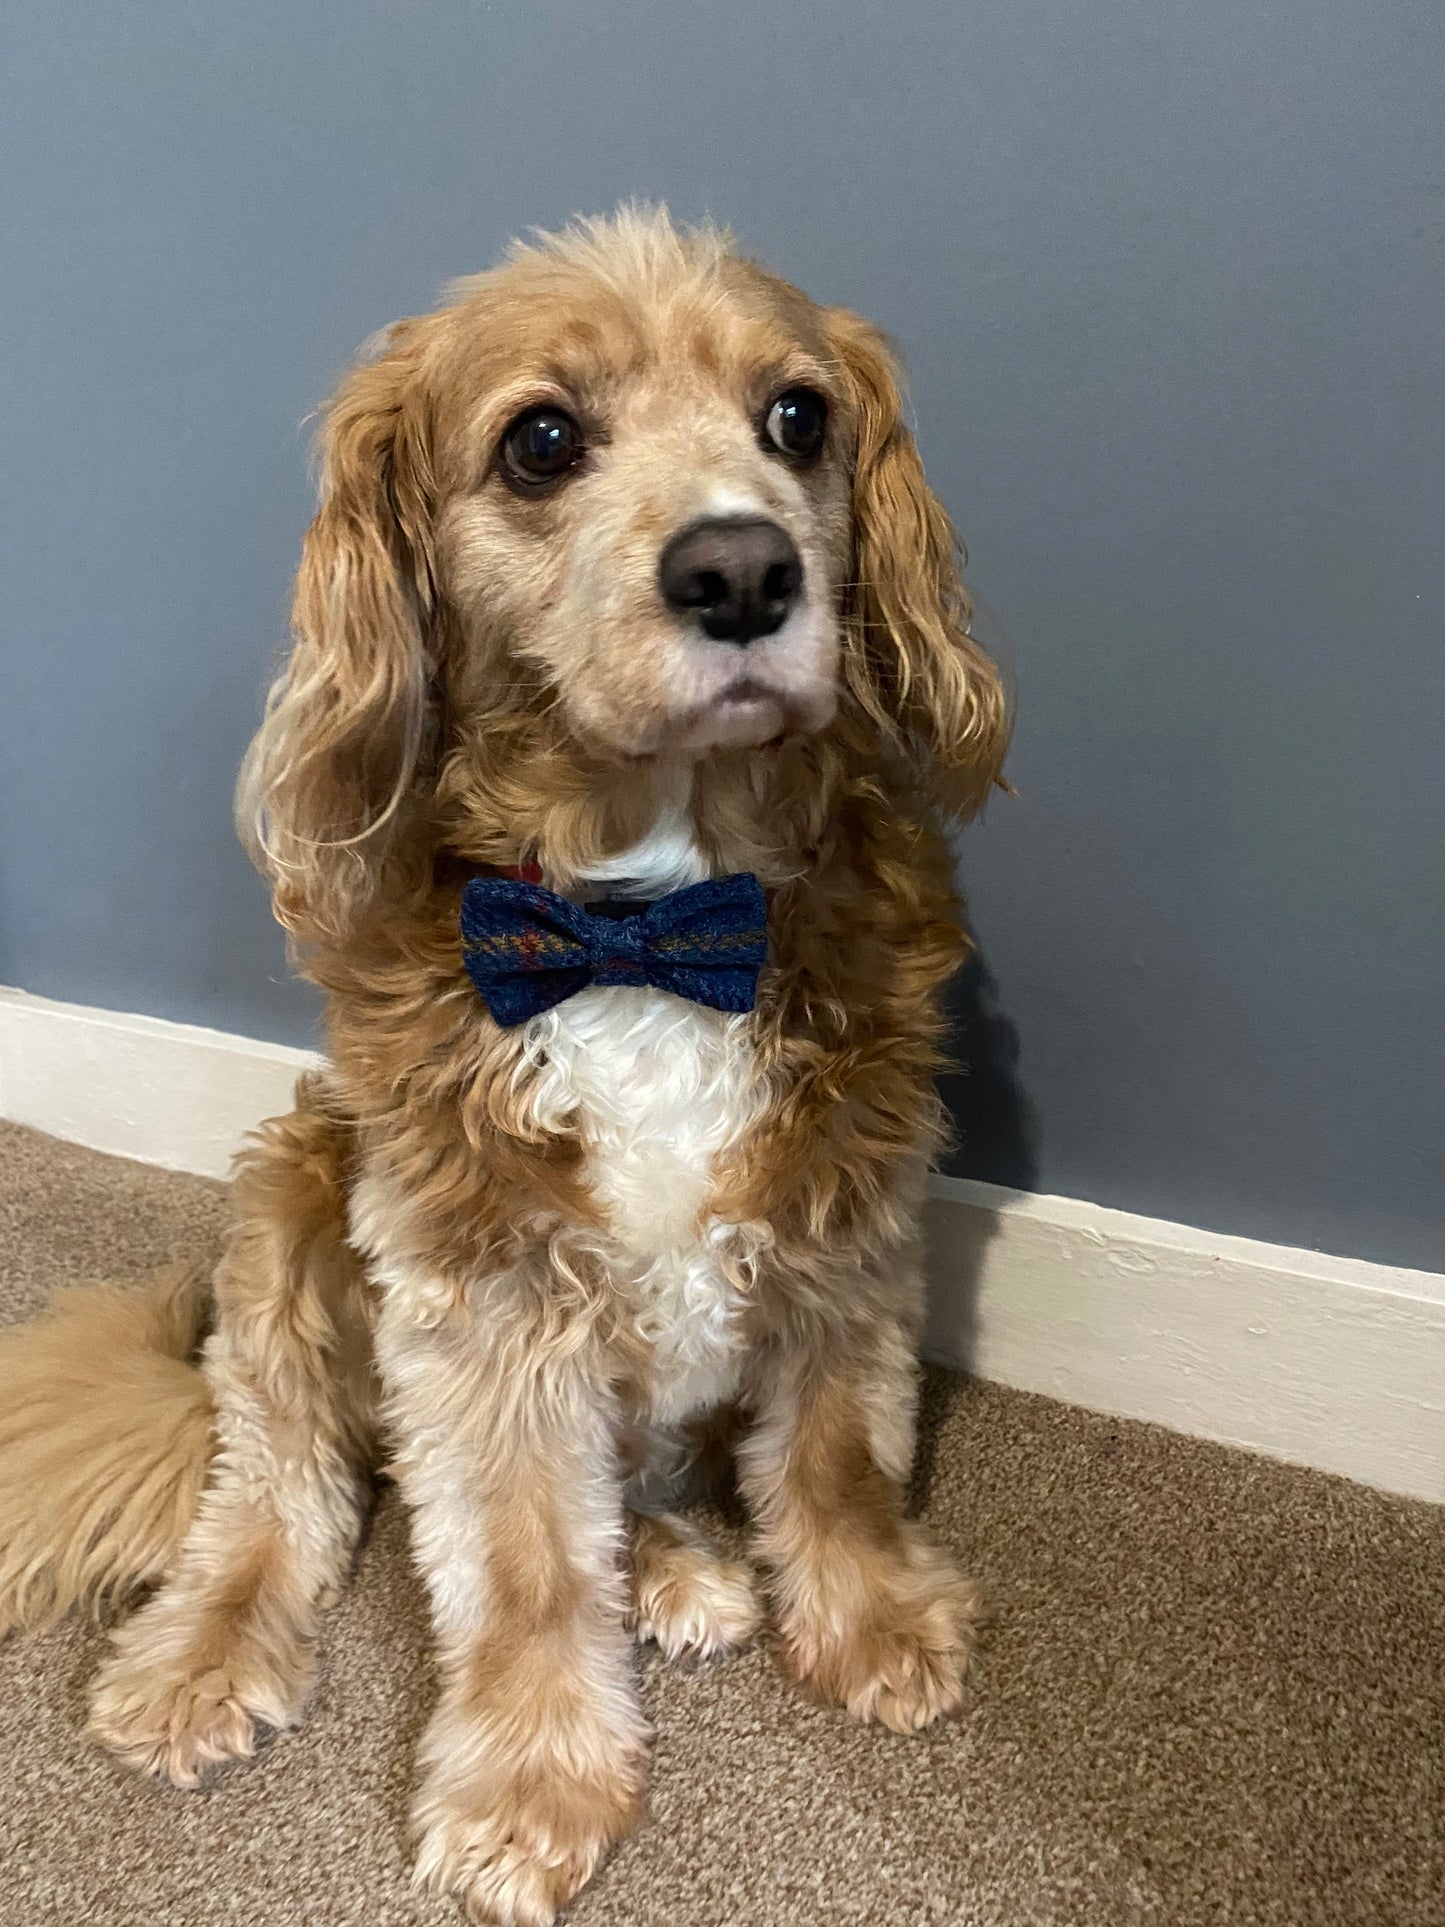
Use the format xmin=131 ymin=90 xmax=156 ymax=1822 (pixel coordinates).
xmin=2 ymin=2 xmax=1441 ymax=1269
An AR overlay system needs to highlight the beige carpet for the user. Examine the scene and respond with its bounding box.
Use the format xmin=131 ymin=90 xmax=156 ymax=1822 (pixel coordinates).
xmin=0 ymin=1118 xmax=1440 ymax=1927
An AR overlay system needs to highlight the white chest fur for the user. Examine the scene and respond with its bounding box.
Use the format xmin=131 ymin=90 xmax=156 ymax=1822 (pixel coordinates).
xmin=517 ymin=787 xmax=766 ymax=1425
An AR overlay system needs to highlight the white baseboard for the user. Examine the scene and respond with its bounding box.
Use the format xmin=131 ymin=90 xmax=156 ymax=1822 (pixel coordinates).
xmin=0 ymin=987 xmax=319 ymax=1180
xmin=922 ymin=1178 xmax=1444 ymax=1504
xmin=3 ymin=986 xmax=1442 ymax=1502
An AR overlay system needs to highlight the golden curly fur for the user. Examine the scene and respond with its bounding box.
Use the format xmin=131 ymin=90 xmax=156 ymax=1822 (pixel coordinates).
xmin=0 ymin=207 xmax=1007 ymax=1926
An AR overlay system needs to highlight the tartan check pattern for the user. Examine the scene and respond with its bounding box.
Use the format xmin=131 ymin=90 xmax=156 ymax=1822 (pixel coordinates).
xmin=460 ymin=873 xmax=768 ymax=1028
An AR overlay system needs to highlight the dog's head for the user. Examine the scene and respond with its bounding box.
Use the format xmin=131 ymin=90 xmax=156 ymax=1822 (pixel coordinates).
xmin=241 ymin=208 xmax=1006 ymax=942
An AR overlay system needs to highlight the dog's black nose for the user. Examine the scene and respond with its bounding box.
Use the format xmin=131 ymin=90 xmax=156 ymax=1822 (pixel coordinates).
xmin=658 ymin=517 xmax=804 ymax=645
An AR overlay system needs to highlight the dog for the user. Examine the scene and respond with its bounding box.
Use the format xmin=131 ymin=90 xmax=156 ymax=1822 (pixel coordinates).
xmin=0 ymin=207 xmax=1007 ymax=1926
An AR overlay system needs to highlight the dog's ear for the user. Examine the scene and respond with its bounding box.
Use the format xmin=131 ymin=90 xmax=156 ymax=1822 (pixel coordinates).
xmin=238 ymin=321 xmax=440 ymax=945
xmin=827 ymin=306 xmax=1009 ymax=818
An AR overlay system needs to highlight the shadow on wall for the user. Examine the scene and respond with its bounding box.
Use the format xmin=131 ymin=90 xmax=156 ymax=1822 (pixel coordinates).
xmin=936 ymin=940 xmax=1040 ymax=1192
xmin=912 ymin=938 xmax=1039 ymax=1432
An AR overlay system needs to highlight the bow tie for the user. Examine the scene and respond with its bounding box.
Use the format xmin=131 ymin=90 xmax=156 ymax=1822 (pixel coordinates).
xmin=460 ymin=872 xmax=768 ymax=1028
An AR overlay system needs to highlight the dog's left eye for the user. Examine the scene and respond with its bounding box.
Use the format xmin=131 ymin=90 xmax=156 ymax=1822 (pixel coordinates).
xmin=499 ymin=407 xmax=584 ymax=490
xmin=764 ymin=388 xmax=828 ymax=461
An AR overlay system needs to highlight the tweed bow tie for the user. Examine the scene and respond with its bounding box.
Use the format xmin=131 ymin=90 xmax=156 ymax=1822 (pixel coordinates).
xmin=460 ymin=873 xmax=768 ymax=1028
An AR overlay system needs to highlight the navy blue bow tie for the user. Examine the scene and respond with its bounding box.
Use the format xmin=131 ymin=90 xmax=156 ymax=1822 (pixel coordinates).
xmin=460 ymin=873 xmax=768 ymax=1028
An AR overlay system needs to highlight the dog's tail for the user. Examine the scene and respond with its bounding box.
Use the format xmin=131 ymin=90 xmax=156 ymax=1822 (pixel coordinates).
xmin=0 ymin=1263 xmax=214 ymax=1636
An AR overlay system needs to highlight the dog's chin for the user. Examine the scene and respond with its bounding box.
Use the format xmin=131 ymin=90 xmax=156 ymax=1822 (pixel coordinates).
xmin=670 ymin=676 xmax=839 ymax=755
xmin=675 ymin=688 xmax=788 ymax=754
xmin=574 ymin=674 xmax=837 ymax=763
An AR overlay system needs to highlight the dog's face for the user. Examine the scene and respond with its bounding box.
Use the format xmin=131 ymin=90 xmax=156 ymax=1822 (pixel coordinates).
xmin=437 ymin=243 xmax=854 ymax=758
xmin=242 ymin=210 xmax=1007 ymax=941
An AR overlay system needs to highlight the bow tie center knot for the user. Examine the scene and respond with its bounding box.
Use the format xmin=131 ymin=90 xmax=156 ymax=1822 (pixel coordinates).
xmin=590 ymin=915 xmax=650 ymax=987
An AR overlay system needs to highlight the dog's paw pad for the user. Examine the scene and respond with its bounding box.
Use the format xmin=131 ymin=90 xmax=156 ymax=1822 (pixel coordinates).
xmin=414 ymin=1768 xmax=644 ymax=1927
xmin=87 ymin=1602 xmax=309 ymax=1788
xmin=629 ymin=1542 xmax=761 ymax=1664
xmin=783 ymin=1558 xmax=983 ymax=1734
xmin=89 ymin=1658 xmax=275 ymax=1787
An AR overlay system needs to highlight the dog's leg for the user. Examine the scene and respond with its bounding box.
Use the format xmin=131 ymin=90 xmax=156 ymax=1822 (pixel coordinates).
xmin=88 ymin=1086 xmax=376 ymax=1787
xmin=625 ymin=1510 xmax=761 ymax=1664
xmin=375 ymin=1281 xmax=647 ymax=1927
xmin=739 ymin=1308 xmax=982 ymax=1732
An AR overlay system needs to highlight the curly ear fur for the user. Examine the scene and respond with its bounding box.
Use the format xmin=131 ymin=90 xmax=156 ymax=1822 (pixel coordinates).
xmin=829 ymin=307 xmax=1009 ymax=818
xmin=237 ymin=322 xmax=440 ymax=946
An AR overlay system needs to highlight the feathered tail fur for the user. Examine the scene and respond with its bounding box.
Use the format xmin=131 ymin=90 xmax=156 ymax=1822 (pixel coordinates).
xmin=0 ymin=1264 xmax=215 ymax=1636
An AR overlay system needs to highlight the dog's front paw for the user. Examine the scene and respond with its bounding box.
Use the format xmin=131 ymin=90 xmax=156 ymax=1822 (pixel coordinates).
xmin=627 ymin=1514 xmax=761 ymax=1664
xmin=413 ymin=1758 xmax=645 ymax=1927
xmin=779 ymin=1532 xmax=983 ymax=1734
xmin=87 ymin=1592 xmax=311 ymax=1787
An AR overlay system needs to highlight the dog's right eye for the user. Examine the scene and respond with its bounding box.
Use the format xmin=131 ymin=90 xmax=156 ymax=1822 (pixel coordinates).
xmin=499 ymin=408 xmax=584 ymax=491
